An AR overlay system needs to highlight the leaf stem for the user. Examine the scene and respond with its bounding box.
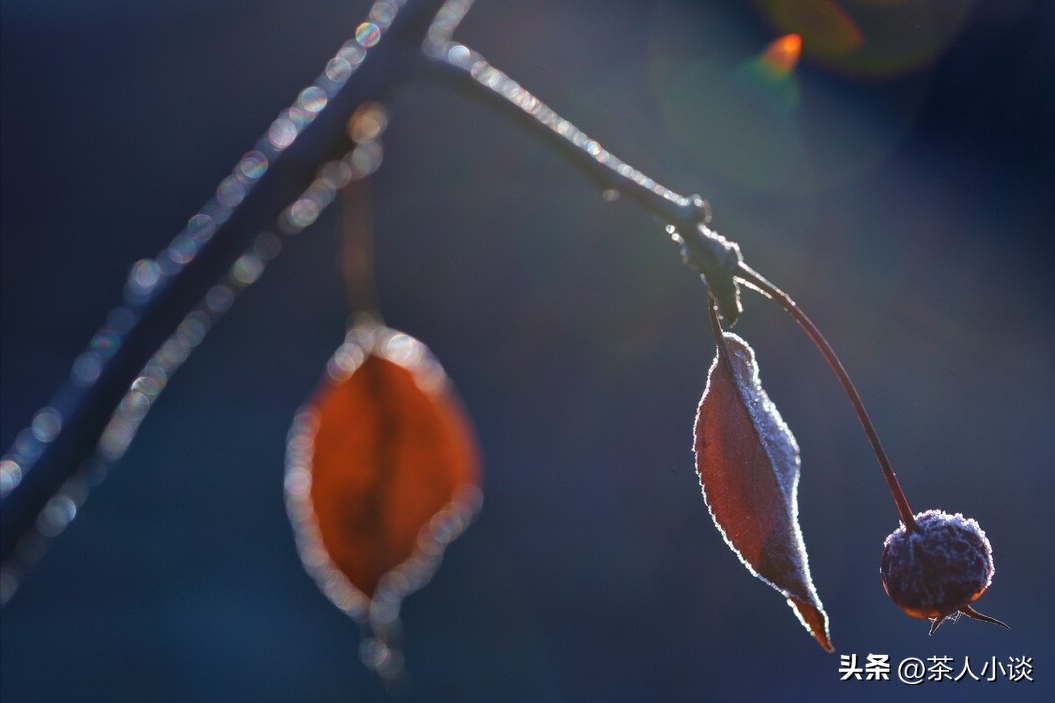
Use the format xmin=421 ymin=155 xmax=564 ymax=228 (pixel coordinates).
xmin=735 ymin=263 xmax=918 ymax=531
xmin=341 ymin=176 xmax=382 ymax=321
xmin=705 ymin=293 xmax=735 ymax=377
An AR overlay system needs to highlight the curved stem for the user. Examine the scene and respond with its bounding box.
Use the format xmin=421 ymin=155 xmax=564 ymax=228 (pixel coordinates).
xmin=736 ymin=262 xmax=918 ymax=531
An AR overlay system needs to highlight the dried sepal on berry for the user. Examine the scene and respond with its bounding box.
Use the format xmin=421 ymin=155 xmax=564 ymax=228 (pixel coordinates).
xmin=880 ymin=509 xmax=1008 ymax=633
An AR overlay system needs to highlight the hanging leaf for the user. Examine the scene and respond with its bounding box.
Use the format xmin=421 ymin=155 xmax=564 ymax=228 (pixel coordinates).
xmin=285 ymin=322 xmax=482 ymax=675
xmin=694 ymin=329 xmax=832 ymax=652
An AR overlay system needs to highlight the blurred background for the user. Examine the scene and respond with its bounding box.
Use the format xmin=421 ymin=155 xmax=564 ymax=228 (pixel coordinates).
xmin=2 ymin=0 xmax=1053 ymax=701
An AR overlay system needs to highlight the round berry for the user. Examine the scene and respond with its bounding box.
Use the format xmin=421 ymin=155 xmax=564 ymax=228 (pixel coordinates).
xmin=880 ymin=509 xmax=994 ymax=620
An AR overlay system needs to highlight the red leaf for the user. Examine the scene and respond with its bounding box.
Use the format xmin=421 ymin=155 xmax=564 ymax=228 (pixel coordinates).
xmin=285 ymin=324 xmax=481 ymax=632
xmin=694 ymin=330 xmax=832 ymax=652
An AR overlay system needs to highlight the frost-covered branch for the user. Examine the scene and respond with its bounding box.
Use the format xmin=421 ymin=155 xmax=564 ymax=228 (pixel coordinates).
xmin=0 ymin=0 xmax=722 ymax=601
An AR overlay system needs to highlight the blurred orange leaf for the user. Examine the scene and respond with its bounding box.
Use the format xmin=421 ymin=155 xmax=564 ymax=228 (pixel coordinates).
xmin=694 ymin=328 xmax=832 ymax=651
xmin=286 ymin=323 xmax=481 ymax=632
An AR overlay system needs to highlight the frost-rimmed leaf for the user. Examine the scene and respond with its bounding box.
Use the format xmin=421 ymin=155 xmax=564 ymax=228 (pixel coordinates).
xmin=694 ymin=331 xmax=832 ymax=651
xmin=285 ymin=322 xmax=482 ymax=677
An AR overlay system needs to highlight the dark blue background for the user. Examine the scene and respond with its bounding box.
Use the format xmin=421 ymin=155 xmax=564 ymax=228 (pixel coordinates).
xmin=2 ymin=1 xmax=1053 ymax=701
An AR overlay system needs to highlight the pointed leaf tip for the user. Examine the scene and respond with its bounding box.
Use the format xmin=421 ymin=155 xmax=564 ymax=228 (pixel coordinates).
xmin=695 ymin=331 xmax=832 ymax=651
xmin=789 ymin=595 xmax=834 ymax=652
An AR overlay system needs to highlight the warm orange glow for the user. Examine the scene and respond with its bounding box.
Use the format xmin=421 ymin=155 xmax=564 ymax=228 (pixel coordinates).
xmin=762 ymin=33 xmax=803 ymax=76
xmin=757 ymin=0 xmax=865 ymax=60
xmin=309 ymin=348 xmax=481 ymax=599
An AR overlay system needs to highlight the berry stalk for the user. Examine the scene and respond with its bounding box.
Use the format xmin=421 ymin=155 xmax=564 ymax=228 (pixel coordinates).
xmin=735 ymin=262 xmax=918 ymax=532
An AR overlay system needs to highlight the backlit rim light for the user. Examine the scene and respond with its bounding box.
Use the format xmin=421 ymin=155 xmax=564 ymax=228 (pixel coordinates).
xmin=283 ymin=323 xmax=482 ymax=642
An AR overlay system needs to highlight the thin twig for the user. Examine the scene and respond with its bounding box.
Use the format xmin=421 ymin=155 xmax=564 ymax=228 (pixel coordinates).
xmin=424 ymin=39 xmax=711 ymax=233
xmin=1 ymin=0 xmax=725 ymax=598
xmin=0 ymin=0 xmax=449 ymax=597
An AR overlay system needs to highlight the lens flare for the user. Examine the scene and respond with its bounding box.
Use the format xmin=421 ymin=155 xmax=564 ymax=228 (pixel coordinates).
xmin=732 ymin=33 xmax=804 ymax=118
xmin=753 ymin=0 xmax=974 ymax=78
xmin=761 ymin=33 xmax=802 ymax=78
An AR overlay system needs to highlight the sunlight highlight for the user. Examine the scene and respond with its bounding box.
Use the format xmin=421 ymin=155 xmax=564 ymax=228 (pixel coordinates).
xmin=761 ymin=33 xmax=802 ymax=78
xmin=754 ymin=0 xmax=974 ymax=77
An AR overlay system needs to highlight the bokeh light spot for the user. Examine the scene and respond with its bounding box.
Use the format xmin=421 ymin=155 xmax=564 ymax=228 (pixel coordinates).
xmin=268 ymin=117 xmax=298 ymax=150
xmin=325 ymin=57 xmax=353 ymax=83
xmin=348 ymin=102 xmax=388 ymax=144
xmin=128 ymin=258 xmax=162 ymax=296
xmin=31 ymin=408 xmax=63 ymax=443
xmin=216 ymin=175 xmax=246 ymax=207
xmin=298 ymin=86 xmax=328 ymax=114
xmin=350 ymin=142 xmax=383 ymax=176
xmin=0 ymin=459 xmax=23 ymax=496
xmin=231 ymin=253 xmax=265 ymax=286
xmin=286 ymin=198 xmax=321 ymax=229
xmin=237 ymin=151 xmax=269 ymax=181
xmin=185 ymin=213 xmax=216 ymax=243
xmin=356 ymin=22 xmax=381 ymax=48
xmin=72 ymin=352 xmax=103 ymax=386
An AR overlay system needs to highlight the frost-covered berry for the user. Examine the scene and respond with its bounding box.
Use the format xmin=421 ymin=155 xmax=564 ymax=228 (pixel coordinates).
xmin=880 ymin=509 xmax=994 ymax=622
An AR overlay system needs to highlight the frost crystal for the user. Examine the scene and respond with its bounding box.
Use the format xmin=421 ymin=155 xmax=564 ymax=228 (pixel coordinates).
xmin=695 ymin=332 xmax=831 ymax=651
